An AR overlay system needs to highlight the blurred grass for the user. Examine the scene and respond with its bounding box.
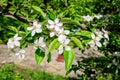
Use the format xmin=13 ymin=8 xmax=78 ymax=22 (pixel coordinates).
xmin=0 ymin=63 xmax=69 ymax=80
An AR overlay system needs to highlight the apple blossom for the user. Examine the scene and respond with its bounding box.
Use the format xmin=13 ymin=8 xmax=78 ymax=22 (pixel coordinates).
xmin=82 ymin=15 xmax=94 ymax=21
xmin=88 ymin=33 xmax=102 ymax=47
xmin=7 ymin=34 xmax=22 ymax=49
xmin=27 ymin=20 xmax=42 ymax=36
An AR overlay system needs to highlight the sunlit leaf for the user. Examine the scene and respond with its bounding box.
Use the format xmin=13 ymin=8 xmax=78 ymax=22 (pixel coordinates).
xmin=63 ymin=49 xmax=75 ymax=72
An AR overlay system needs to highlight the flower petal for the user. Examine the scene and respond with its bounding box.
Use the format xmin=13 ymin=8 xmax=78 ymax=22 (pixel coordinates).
xmin=31 ymin=30 xmax=36 ymax=36
xmin=55 ymin=18 xmax=59 ymax=24
xmin=48 ymin=20 xmax=54 ymax=24
xmin=91 ymin=33 xmax=95 ymax=39
xmin=89 ymin=40 xmax=95 ymax=47
xmin=27 ymin=27 xmax=34 ymax=30
xmin=50 ymin=32 xmax=55 ymax=37
xmin=58 ymin=45 xmax=63 ymax=54
xmin=96 ymin=41 xmax=102 ymax=47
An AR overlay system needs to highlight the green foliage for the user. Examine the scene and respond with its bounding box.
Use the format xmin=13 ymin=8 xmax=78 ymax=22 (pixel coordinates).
xmin=35 ymin=48 xmax=45 ymax=64
xmin=63 ymin=49 xmax=75 ymax=72
xmin=0 ymin=64 xmax=69 ymax=80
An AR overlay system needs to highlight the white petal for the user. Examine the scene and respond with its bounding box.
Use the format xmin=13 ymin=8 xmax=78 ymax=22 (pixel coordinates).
xmin=96 ymin=41 xmax=102 ymax=47
xmin=55 ymin=26 xmax=61 ymax=32
xmin=36 ymin=28 xmax=42 ymax=33
xmin=56 ymin=23 xmax=63 ymax=27
xmin=31 ymin=30 xmax=36 ymax=36
xmin=64 ymin=39 xmax=70 ymax=45
xmin=15 ymin=37 xmax=22 ymax=41
xmin=27 ymin=27 xmax=33 ymax=30
xmin=14 ymin=41 xmax=20 ymax=46
xmin=41 ymin=43 xmax=46 ymax=48
xmin=55 ymin=18 xmax=59 ymax=24
xmin=65 ymin=46 xmax=71 ymax=51
xmin=89 ymin=40 xmax=95 ymax=47
xmin=39 ymin=37 xmax=44 ymax=43
xmin=36 ymin=24 xmax=41 ymax=28
xmin=91 ymin=33 xmax=95 ymax=39
xmin=50 ymin=32 xmax=55 ymax=37
xmin=48 ymin=25 xmax=54 ymax=29
xmin=14 ymin=34 xmax=18 ymax=38
xmin=34 ymin=40 xmax=38 ymax=44
xmin=96 ymin=36 xmax=101 ymax=41
xmin=104 ymin=34 xmax=109 ymax=40
xmin=48 ymin=20 xmax=54 ymax=24
xmin=33 ymin=20 xmax=38 ymax=26
xmin=64 ymin=30 xmax=70 ymax=35
xmin=58 ymin=45 xmax=63 ymax=54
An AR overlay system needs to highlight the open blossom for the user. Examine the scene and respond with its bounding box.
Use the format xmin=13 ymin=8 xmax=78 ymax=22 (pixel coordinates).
xmin=88 ymin=33 xmax=102 ymax=47
xmin=7 ymin=34 xmax=22 ymax=49
xmin=34 ymin=37 xmax=46 ymax=50
xmin=58 ymin=28 xmax=70 ymax=35
xmin=58 ymin=35 xmax=71 ymax=54
xmin=47 ymin=18 xmax=63 ymax=31
xmin=94 ymin=15 xmax=103 ymax=19
xmin=27 ymin=20 xmax=42 ymax=36
xmin=47 ymin=18 xmax=63 ymax=37
xmin=82 ymin=15 xmax=94 ymax=21
xmin=16 ymin=49 xmax=25 ymax=60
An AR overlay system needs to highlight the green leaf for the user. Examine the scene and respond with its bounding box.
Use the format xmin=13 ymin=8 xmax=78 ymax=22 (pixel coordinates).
xmin=35 ymin=48 xmax=45 ymax=64
xmin=7 ymin=26 xmax=18 ymax=32
xmin=61 ymin=18 xmax=81 ymax=26
xmin=48 ymin=11 xmax=56 ymax=20
xmin=63 ymin=49 xmax=75 ymax=72
xmin=75 ymin=30 xmax=92 ymax=38
xmin=32 ymin=6 xmax=46 ymax=18
xmin=48 ymin=38 xmax=60 ymax=53
xmin=71 ymin=37 xmax=83 ymax=50
xmin=47 ymin=53 xmax=51 ymax=63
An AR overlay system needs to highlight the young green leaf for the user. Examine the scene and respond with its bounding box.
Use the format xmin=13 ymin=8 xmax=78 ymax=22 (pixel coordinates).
xmin=48 ymin=11 xmax=56 ymax=20
xmin=63 ymin=49 xmax=75 ymax=72
xmin=32 ymin=6 xmax=46 ymax=18
xmin=71 ymin=37 xmax=83 ymax=50
xmin=75 ymin=30 xmax=91 ymax=38
xmin=35 ymin=48 xmax=45 ymax=64
xmin=48 ymin=38 xmax=60 ymax=53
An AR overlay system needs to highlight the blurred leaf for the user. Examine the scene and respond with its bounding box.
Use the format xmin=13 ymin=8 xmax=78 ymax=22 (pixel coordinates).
xmin=32 ymin=6 xmax=46 ymax=18
xmin=71 ymin=37 xmax=84 ymax=50
xmin=48 ymin=38 xmax=60 ymax=53
xmin=48 ymin=11 xmax=56 ymax=20
xmin=63 ymin=49 xmax=75 ymax=72
xmin=47 ymin=52 xmax=51 ymax=63
xmin=75 ymin=30 xmax=91 ymax=38
xmin=35 ymin=48 xmax=45 ymax=64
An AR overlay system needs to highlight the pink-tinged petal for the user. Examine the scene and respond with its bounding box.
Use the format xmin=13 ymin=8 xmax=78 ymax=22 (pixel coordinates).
xmin=48 ymin=20 xmax=54 ymax=24
xmin=31 ymin=30 xmax=36 ymax=36
xmin=55 ymin=18 xmax=59 ymax=24
xmin=91 ymin=33 xmax=95 ymax=39
xmin=14 ymin=41 xmax=20 ymax=46
xmin=96 ymin=41 xmax=102 ymax=47
xmin=27 ymin=27 xmax=34 ymax=30
xmin=89 ymin=40 xmax=95 ymax=47
xmin=58 ymin=45 xmax=63 ymax=54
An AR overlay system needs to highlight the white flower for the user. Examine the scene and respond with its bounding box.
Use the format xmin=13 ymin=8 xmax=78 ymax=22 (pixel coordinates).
xmin=102 ymin=28 xmax=109 ymax=40
xmin=47 ymin=18 xmax=63 ymax=32
xmin=88 ymin=33 xmax=102 ymax=47
xmin=82 ymin=15 xmax=94 ymax=21
xmin=7 ymin=34 xmax=22 ymax=49
xmin=34 ymin=37 xmax=46 ymax=50
xmin=27 ymin=20 xmax=42 ymax=36
xmin=58 ymin=35 xmax=70 ymax=54
xmin=103 ymin=39 xmax=109 ymax=46
xmin=50 ymin=32 xmax=55 ymax=37
xmin=16 ymin=49 xmax=25 ymax=60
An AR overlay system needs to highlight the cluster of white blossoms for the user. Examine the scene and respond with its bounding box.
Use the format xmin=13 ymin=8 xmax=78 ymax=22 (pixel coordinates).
xmin=7 ymin=34 xmax=22 ymax=49
xmin=7 ymin=34 xmax=26 ymax=60
xmin=88 ymin=28 xmax=109 ymax=48
xmin=27 ymin=20 xmax=42 ymax=36
xmin=34 ymin=37 xmax=46 ymax=51
xmin=47 ymin=18 xmax=71 ymax=54
xmin=82 ymin=14 xmax=103 ymax=21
